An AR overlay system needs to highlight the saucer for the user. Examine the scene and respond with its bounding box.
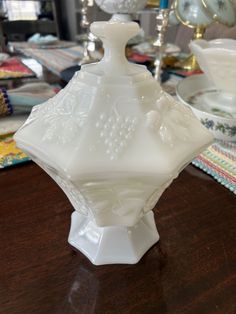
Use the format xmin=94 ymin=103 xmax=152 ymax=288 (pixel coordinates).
xmin=176 ymin=74 xmax=236 ymax=141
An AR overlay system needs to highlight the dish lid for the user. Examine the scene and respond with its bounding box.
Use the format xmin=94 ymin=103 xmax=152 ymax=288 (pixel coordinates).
xmin=15 ymin=21 xmax=213 ymax=179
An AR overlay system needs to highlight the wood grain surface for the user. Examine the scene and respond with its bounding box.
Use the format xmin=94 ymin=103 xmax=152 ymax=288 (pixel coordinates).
xmin=0 ymin=163 xmax=235 ymax=314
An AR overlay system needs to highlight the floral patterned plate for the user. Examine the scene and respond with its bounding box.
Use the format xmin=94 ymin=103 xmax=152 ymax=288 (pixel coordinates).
xmin=176 ymin=74 xmax=236 ymax=141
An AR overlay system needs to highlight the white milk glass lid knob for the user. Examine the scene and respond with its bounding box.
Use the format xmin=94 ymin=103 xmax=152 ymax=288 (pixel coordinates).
xmin=90 ymin=21 xmax=139 ymax=75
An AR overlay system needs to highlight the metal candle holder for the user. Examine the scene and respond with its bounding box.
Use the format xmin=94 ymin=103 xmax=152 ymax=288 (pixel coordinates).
xmin=78 ymin=0 xmax=96 ymax=65
xmin=145 ymin=0 xmax=170 ymax=81
xmin=153 ymin=7 xmax=170 ymax=81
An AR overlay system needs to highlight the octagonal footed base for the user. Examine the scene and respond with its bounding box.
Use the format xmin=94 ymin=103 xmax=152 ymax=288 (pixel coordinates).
xmin=68 ymin=211 xmax=159 ymax=265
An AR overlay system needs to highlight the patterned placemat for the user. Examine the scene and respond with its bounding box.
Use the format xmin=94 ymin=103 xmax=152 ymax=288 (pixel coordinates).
xmin=193 ymin=141 xmax=236 ymax=194
xmin=0 ymin=88 xmax=12 ymax=116
xmin=0 ymin=57 xmax=35 ymax=79
xmin=0 ymin=133 xmax=30 ymax=169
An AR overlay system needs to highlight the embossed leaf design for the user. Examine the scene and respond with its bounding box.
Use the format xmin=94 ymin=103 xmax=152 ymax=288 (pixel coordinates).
xmin=146 ymin=96 xmax=193 ymax=146
xmin=81 ymin=180 xmax=157 ymax=218
xmin=33 ymin=83 xmax=91 ymax=144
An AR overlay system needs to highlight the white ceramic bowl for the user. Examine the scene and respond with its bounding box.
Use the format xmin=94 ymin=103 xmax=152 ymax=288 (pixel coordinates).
xmin=176 ymin=74 xmax=236 ymax=142
xmin=189 ymin=39 xmax=236 ymax=95
xmin=95 ymin=0 xmax=148 ymax=14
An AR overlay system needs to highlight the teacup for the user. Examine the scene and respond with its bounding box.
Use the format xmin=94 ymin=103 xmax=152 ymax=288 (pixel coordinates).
xmin=190 ymin=39 xmax=236 ymax=114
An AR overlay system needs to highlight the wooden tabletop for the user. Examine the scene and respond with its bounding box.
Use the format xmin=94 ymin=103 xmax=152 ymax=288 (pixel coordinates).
xmin=0 ymin=162 xmax=235 ymax=314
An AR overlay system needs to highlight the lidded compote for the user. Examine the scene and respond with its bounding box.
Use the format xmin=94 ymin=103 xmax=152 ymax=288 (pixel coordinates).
xmin=14 ymin=21 xmax=213 ymax=265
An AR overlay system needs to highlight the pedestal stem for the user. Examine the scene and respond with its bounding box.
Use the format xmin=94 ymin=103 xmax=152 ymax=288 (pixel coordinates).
xmin=68 ymin=211 xmax=160 ymax=265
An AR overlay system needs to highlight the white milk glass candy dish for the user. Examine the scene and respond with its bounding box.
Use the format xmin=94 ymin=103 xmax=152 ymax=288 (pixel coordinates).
xmin=14 ymin=21 xmax=213 ymax=265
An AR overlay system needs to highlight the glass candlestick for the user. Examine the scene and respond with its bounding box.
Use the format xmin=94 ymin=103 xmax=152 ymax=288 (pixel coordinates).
xmin=153 ymin=7 xmax=170 ymax=81
xmin=78 ymin=0 xmax=96 ymax=65
xmin=80 ymin=0 xmax=90 ymax=29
